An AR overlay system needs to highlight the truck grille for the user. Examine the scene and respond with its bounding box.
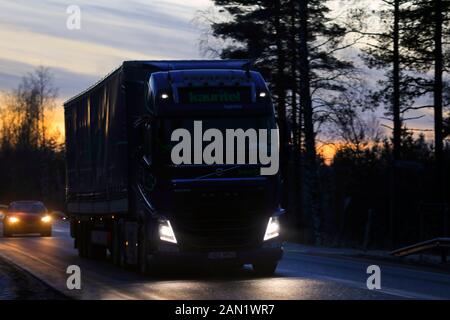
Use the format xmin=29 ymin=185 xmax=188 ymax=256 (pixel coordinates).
xmin=172 ymin=212 xmax=266 ymax=251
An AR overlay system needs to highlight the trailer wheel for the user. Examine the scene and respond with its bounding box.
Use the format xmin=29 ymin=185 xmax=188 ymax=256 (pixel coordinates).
xmin=77 ymin=222 xmax=88 ymax=258
xmin=88 ymin=243 xmax=106 ymax=260
xmin=112 ymin=220 xmax=121 ymax=266
xmin=86 ymin=226 xmax=106 ymax=260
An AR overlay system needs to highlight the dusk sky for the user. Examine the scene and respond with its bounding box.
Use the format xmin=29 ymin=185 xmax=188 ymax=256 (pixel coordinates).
xmin=0 ymin=0 xmax=435 ymax=150
xmin=0 ymin=0 xmax=211 ymax=96
xmin=0 ymin=0 xmax=212 ymax=137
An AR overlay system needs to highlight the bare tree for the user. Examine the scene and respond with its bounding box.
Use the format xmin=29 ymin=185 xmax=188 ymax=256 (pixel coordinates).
xmin=0 ymin=66 xmax=61 ymax=204
xmin=325 ymin=90 xmax=383 ymax=154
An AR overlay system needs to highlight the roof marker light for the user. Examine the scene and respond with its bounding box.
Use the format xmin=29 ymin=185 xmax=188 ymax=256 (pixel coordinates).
xmin=161 ymin=93 xmax=169 ymax=100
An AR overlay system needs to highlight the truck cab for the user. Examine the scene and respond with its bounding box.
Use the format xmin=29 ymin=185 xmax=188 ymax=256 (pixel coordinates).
xmin=133 ymin=68 xmax=284 ymax=274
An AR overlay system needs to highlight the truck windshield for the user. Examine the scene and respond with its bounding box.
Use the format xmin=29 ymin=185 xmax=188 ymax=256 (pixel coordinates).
xmin=166 ymin=116 xmax=276 ymax=133
xmin=156 ymin=116 xmax=277 ymax=164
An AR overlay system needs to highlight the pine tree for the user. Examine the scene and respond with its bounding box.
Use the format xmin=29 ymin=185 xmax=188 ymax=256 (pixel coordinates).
xmin=359 ymin=0 xmax=431 ymax=159
xmin=206 ymin=0 xmax=355 ymax=243
xmin=299 ymin=0 xmax=322 ymax=244
xmin=401 ymin=0 xmax=450 ymax=202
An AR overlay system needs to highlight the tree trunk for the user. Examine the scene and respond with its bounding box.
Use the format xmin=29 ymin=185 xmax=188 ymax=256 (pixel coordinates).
xmin=273 ymin=0 xmax=287 ymax=178
xmin=290 ymin=0 xmax=299 ymax=150
xmin=434 ymin=0 xmax=444 ymax=204
xmin=390 ymin=0 xmax=401 ymax=247
xmin=393 ymin=0 xmax=402 ymax=160
xmin=290 ymin=0 xmax=301 ymax=227
xmin=299 ymin=0 xmax=321 ymax=245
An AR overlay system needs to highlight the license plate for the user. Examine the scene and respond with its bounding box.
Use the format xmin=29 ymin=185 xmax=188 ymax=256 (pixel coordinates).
xmin=208 ymin=251 xmax=237 ymax=260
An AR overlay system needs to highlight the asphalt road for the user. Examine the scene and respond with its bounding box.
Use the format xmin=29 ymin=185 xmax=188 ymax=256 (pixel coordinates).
xmin=0 ymin=220 xmax=450 ymax=300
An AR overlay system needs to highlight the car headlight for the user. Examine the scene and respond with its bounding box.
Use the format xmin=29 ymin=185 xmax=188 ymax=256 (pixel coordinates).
xmin=263 ymin=216 xmax=280 ymax=241
xmin=8 ymin=216 xmax=19 ymax=224
xmin=158 ymin=219 xmax=177 ymax=244
xmin=41 ymin=215 xmax=52 ymax=223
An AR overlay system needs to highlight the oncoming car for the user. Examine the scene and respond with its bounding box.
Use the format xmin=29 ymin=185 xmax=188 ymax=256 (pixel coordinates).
xmin=3 ymin=201 xmax=53 ymax=237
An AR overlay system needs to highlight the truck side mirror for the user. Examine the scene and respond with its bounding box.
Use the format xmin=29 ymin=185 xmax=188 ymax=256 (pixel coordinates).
xmin=134 ymin=114 xmax=153 ymax=154
xmin=133 ymin=114 xmax=153 ymax=129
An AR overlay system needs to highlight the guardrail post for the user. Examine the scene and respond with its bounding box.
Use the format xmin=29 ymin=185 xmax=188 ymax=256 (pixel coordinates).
xmin=444 ymin=205 xmax=449 ymax=237
xmin=363 ymin=209 xmax=373 ymax=252
xmin=419 ymin=202 xmax=424 ymax=242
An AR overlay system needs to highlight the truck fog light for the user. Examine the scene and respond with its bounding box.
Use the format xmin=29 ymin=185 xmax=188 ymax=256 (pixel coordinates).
xmin=159 ymin=219 xmax=177 ymax=244
xmin=264 ymin=216 xmax=280 ymax=241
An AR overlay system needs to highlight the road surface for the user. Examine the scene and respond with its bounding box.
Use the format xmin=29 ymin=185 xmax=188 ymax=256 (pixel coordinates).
xmin=0 ymin=220 xmax=449 ymax=300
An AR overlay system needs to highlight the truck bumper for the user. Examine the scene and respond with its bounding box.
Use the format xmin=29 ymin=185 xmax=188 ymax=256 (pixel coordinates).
xmin=150 ymin=240 xmax=283 ymax=266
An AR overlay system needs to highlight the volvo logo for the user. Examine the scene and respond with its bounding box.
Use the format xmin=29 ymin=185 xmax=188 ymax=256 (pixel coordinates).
xmin=215 ymin=168 xmax=224 ymax=176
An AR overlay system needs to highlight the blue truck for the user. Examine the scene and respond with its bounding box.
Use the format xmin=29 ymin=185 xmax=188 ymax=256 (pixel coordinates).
xmin=64 ymin=60 xmax=284 ymax=275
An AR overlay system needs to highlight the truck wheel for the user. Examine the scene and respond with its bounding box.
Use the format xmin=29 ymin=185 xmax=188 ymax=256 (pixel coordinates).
xmin=88 ymin=243 xmax=106 ymax=260
xmin=117 ymin=220 xmax=130 ymax=269
xmin=138 ymin=224 xmax=152 ymax=275
xmin=252 ymin=261 xmax=278 ymax=276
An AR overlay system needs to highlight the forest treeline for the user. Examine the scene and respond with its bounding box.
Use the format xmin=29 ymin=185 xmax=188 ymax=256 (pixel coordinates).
xmin=196 ymin=0 xmax=450 ymax=247
xmin=0 ymin=67 xmax=65 ymax=211
xmin=0 ymin=0 xmax=449 ymax=249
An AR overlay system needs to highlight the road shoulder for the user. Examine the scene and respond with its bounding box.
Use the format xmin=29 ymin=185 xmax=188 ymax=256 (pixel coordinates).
xmin=0 ymin=255 xmax=68 ymax=300
xmin=285 ymin=242 xmax=450 ymax=274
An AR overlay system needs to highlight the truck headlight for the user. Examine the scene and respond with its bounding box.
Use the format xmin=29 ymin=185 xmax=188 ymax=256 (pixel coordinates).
xmin=263 ymin=216 xmax=280 ymax=241
xmin=159 ymin=219 xmax=177 ymax=244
